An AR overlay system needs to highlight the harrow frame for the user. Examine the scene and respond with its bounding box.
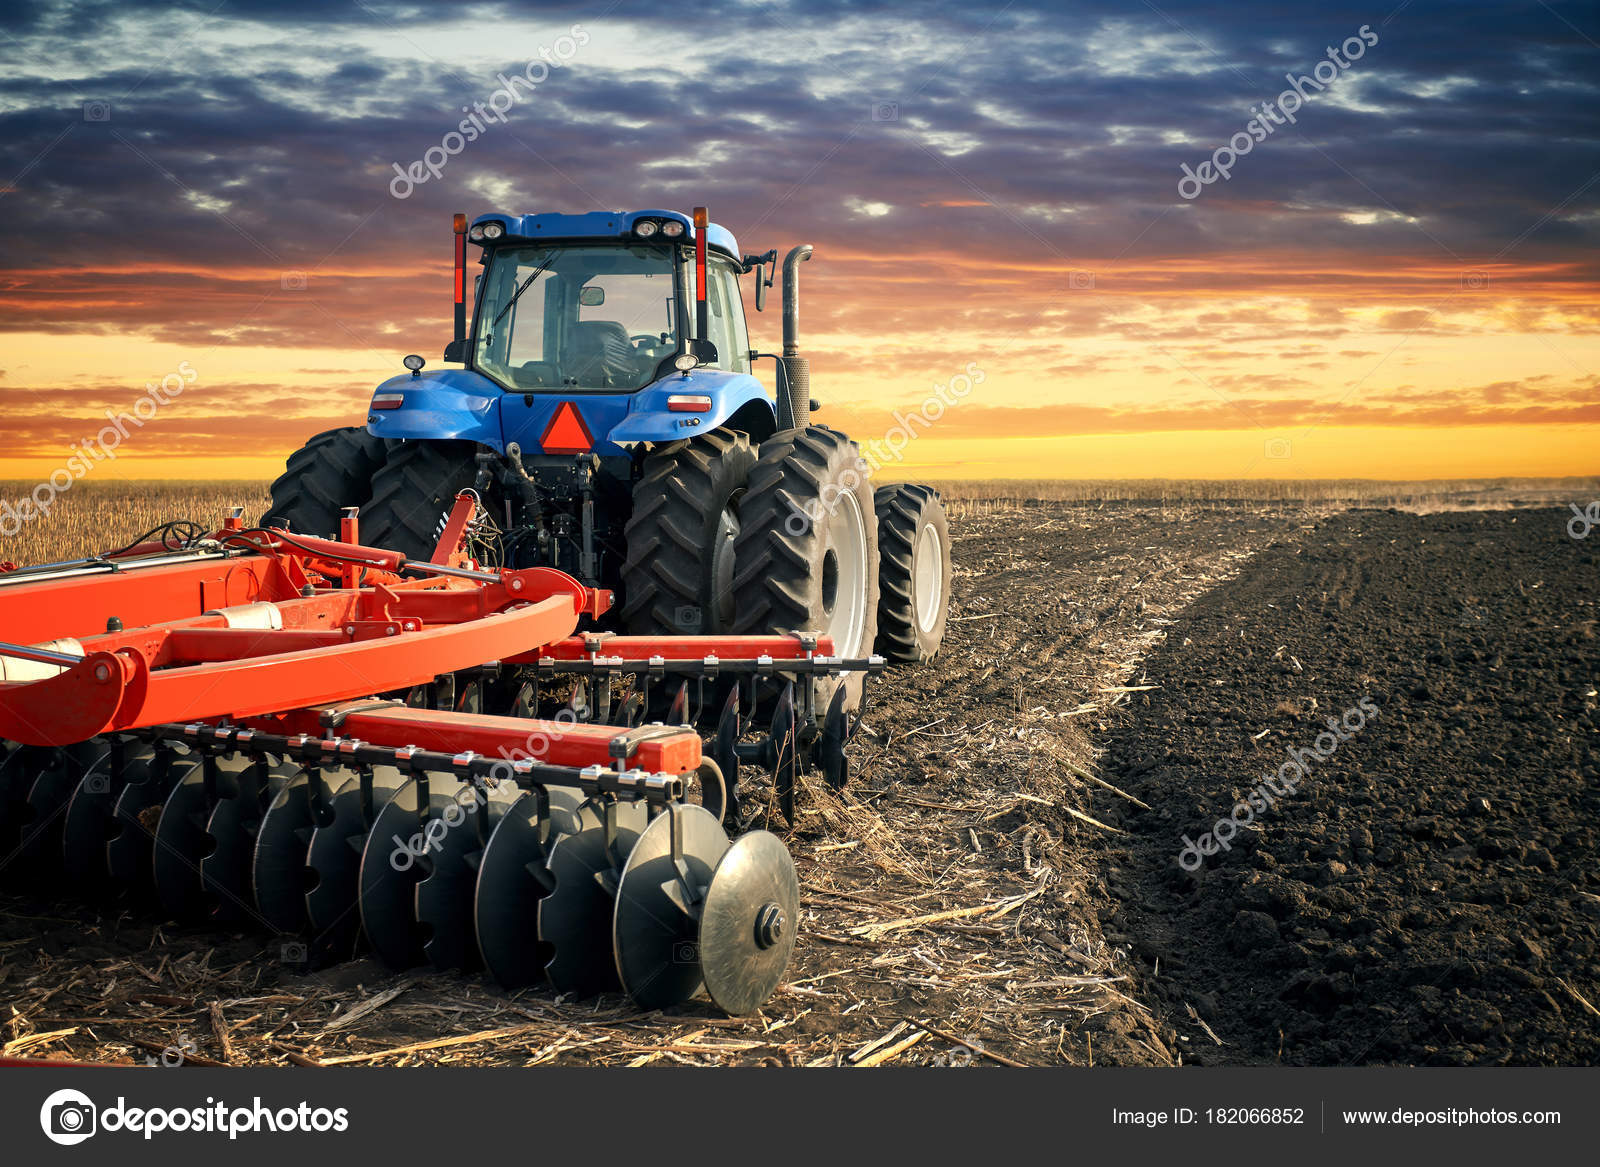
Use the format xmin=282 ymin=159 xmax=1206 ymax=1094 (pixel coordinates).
xmin=0 ymin=493 xmax=879 ymax=1014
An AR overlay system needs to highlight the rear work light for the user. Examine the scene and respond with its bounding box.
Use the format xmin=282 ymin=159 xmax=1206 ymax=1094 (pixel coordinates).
xmin=634 ymin=220 xmax=659 ymax=237
xmin=666 ymin=395 xmax=712 ymax=412
xmin=371 ymin=393 xmax=405 ymax=410
xmin=660 ymin=220 xmax=684 ymax=238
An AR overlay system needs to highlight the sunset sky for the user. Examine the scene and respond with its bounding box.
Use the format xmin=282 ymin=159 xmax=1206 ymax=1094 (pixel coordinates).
xmin=0 ymin=0 xmax=1596 ymax=482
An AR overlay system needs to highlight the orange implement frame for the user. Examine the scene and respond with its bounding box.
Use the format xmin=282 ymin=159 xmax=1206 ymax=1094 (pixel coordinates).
xmin=0 ymin=512 xmax=609 ymax=747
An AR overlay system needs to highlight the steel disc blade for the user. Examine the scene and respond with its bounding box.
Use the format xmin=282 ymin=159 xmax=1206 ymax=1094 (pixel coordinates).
xmin=62 ymin=748 xmax=146 ymax=894
xmin=16 ymin=742 xmax=107 ymax=877
xmin=539 ymin=801 xmax=647 ymax=997
xmin=699 ymin=831 xmax=800 ymax=1015
xmin=475 ymin=788 xmax=591 ymax=989
xmin=252 ymin=769 xmax=316 ymax=933
xmin=819 ymin=681 xmax=855 ymax=791
xmin=414 ymin=779 xmax=517 ymax=971
xmin=201 ymin=759 xmax=291 ymax=922
xmin=357 ymin=776 xmax=437 ymax=970
xmin=153 ymin=758 xmax=238 ymax=920
xmin=615 ymin=692 xmax=644 ymax=728
xmin=712 ymin=687 xmax=741 ymax=820
xmin=612 ymin=803 xmax=730 ymax=1011
xmin=305 ymin=766 xmax=407 ymax=960
xmin=107 ymin=749 xmax=189 ymax=892
xmin=770 ymin=684 xmax=799 ymax=826
xmin=0 ymin=745 xmax=52 ymax=863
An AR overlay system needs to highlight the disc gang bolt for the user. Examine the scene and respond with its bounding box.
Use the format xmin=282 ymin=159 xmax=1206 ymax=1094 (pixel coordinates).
xmin=755 ymin=902 xmax=785 ymax=949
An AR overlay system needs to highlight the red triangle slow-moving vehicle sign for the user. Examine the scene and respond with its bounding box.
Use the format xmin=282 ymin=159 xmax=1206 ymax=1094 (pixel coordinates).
xmin=540 ymin=401 xmax=594 ymax=454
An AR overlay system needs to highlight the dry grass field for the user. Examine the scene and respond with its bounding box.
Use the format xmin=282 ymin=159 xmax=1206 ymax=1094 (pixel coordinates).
xmin=4 ymin=490 xmax=1595 ymax=1067
xmin=0 ymin=481 xmax=270 ymax=567
xmin=2 ymin=476 xmax=1594 ymax=566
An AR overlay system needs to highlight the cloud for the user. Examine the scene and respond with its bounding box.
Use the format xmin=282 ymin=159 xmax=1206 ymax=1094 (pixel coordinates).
xmin=0 ymin=0 xmax=1595 ymax=472
xmin=827 ymin=375 xmax=1600 ymax=440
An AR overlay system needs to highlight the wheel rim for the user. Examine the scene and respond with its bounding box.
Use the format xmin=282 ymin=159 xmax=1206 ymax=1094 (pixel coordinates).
xmin=822 ymin=489 xmax=868 ymax=656
xmin=913 ymin=520 xmax=943 ymax=633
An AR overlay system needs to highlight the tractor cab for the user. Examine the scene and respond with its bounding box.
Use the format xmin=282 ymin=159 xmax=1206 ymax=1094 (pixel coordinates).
xmin=467 ymin=213 xmax=754 ymax=394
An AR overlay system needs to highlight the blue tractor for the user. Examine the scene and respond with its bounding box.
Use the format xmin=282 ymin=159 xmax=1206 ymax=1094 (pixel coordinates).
xmin=263 ymin=207 xmax=952 ymax=684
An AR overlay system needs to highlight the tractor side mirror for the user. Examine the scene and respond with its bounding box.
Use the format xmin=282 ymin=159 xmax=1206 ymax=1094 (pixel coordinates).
xmin=444 ymin=338 xmax=467 ymax=363
xmin=579 ymin=286 xmax=605 ymax=307
xmin=745 ymin=251 xmax=776 ymax=312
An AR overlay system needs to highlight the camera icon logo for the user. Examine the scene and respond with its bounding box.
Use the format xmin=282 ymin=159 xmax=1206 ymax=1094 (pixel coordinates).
xmin=82 ymin=101 xmax=111 ymax=122
xmin=280 ymin=940 xmax=309 ymax=965
xmin=1460 ymin=270 xmax=1490 ymax=290
xmin=1264 ymin=437 xmax=1292 ymax=460
xmin=144 ymin=1034 xmax=197 ymax=1068
xmin=871 ymin=101 xmax=900 ymax=122
xmin=1067 ymin=270 xmax=1095 ymax=291
xmin=674 ymin=605 xmax=703 ymax=631
xmin=84 ymin=772 xmax=111 ymax=795
xmin=40 ymin=1088 xmax=97 ymax=1145
xmin=672 ymin=940 xmax=698 ymax=964
xmin=280 ymin=270 xmax=308 ymax=291
xmin=929 ymin=1032 xmax=983 ymax=1067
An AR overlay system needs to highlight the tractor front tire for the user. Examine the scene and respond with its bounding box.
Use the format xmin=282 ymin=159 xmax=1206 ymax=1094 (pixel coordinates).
xmin=620 ymin=431 xmax=757 ymax=635
xmin=358 ymin=441 xmax=482 ymax=562
xmin=260 ymin=426 xmax=389 ymax=538
xmin=873 ymin=484 xmax=952 ymax=663
xmin=731 ymin=426 xmax=879 ymax=661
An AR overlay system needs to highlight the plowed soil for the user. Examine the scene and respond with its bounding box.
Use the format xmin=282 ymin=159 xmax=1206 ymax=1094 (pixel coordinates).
xmin=1094 ymin=508 xmax=1600 ymax=1065
xmin=2 ymin=501 xmax=1596 ymax=1067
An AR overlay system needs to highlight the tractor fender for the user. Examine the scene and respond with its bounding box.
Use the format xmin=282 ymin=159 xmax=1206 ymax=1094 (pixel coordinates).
xmin=363 ymin=369 xmax=505 ymax=451
xmin=607 ymin=370 xmax=777 ymax=446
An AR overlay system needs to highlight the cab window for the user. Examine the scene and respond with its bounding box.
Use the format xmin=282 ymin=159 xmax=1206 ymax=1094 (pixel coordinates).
xmin=705 ymin=259 xmax=751 ymax=374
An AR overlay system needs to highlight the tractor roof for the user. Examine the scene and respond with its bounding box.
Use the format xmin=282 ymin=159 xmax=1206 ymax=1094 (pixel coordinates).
xmin=468 ymin=209 xmax=740 ymax=259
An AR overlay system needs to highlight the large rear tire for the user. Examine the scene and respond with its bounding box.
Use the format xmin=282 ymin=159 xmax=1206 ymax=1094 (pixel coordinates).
xmin=620 ymin=431 xmax=757 ymax=635
xmin=873 ymin=483 xmax=952 ymax=662
xmin=730 ymin=427 xmax=878 ymax=661
xmin=358 ymin=441 xmax=481 ymax=562
xmin=260 ymin=426 xmax=388 ymax=537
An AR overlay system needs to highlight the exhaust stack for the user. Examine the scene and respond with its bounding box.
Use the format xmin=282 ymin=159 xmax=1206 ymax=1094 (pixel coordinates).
xmin=778 ymin=244 xmax=813 ymax=430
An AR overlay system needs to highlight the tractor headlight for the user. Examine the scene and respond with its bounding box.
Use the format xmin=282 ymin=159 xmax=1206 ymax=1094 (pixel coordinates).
xmin=660 ymin=220 xmax=685 ymax=238
xmin=468 ymin=224 xmax=485 ymax=242
xmin=481 ymin=222 xmax=505 ymax=240
xmin=634 ymin=220 xmax=659 ymax=238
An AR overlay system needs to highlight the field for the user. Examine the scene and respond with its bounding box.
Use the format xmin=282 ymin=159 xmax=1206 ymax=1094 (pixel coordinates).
xmin=2 ymin=476 xmax=1594 ymax=567
xmin=1 ymin=479 xmax=1597 ymax=1066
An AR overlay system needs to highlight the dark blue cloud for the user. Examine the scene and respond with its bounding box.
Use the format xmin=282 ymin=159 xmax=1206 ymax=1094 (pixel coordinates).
xmin=0 ymin=0 xmax=1592 ymax=344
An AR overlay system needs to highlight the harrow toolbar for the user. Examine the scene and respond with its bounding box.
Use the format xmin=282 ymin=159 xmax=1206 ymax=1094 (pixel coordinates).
xmin=0 ymin=493 xmax=881 ymax=1015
